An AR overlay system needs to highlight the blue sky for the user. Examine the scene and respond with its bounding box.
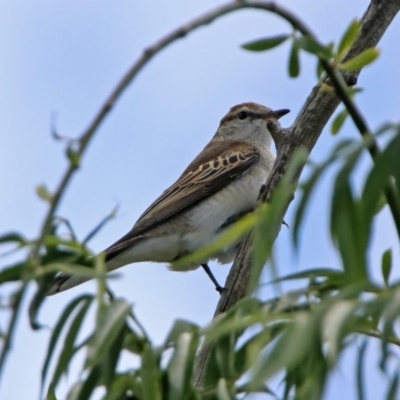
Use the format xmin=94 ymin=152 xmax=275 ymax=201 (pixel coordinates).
xmin=1 ymin=1 xmax=400 ymax=398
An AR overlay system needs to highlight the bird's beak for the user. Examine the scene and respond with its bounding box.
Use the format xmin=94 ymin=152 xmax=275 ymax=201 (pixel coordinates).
xmin=264 ymin=108 xmax=290 ymax=120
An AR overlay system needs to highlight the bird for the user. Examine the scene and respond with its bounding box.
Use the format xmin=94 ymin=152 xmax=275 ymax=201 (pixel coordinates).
xmin=48 ymin=102 xmax=290 ymax=296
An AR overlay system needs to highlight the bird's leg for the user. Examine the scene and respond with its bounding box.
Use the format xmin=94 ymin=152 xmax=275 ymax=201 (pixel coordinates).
xmin=201 ymin=263 xmax=227 ymax=294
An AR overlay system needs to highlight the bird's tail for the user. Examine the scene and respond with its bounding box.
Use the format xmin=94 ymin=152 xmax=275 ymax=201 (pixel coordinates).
xmin=47 ymin=274 xmax=92 ymax=296
xmin=47 ymin=257 xmax=125 ymax=296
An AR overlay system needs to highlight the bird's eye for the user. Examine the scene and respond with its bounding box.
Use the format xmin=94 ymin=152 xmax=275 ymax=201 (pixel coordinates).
xmin=238 ymin=111 xmax=248 ymax=120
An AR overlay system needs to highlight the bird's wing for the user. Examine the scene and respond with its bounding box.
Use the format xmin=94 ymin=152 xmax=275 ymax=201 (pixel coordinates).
xmin=104 ymin=140 xmax=261 ymax=261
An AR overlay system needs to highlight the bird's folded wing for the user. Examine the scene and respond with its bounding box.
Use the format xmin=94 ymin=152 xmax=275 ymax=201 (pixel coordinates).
xmin=104 ymin=140 xmax=260 ymax=261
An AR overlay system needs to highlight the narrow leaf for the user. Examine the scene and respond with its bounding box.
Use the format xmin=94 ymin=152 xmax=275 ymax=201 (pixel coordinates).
xmin=36 ymin=184 xmax=53 ymax=202
xmin=356 ymin=340 xmax=368 ymax=400
xmin=331 ymin=109 xmax=349 ymax=135
xmin=0 ymin=232 xmax=27 ymax=245
xmin=141 ymin=346 xmax=162 ymax=400
xmin=337 ymin=20 xmax=361 ymax=59
xmin=87 ymin=300 xmax=131 ymax=367
xmin=242 ymin=34 xmax=289 ymax=51
xmin=297 ymin=36 xmax=332 ymax=58
xmin=339 ymin=48 xmax=380 ymax=71
xmin=41 ymin=295 xmax=93 ymax=394
xmin=51 ymin=298 xmax=92 ymax=388
xmin=288 ymin=41 xmax=300 ymax=77
xmin=381 ymin=249 xmax=392 ymax=287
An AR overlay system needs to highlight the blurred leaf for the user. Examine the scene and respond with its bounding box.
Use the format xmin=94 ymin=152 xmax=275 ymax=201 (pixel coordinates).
xmin=316 ymin=59 xmax=325 ymax=78
xmin=381 ymin=132 xmax=400 ymax=201
xmin=387 ymin=372 xmax=399 ymax=400
xmin=104 ymin=374 xmax=141 ymax=400
xmin=356 ymin=340 xmax=368 ymax=400
xmin=51 ymin=297 xmax=93 ymax=388
xmin=323 ymin=300 xmax=356 ymax=364
xmin=235 ymin=329 xmax=272 ymax=376
xmin=0 ymin=232 xmax=28 ymax=246
xmin=46 ymin=383 xmax=58 ymax=400
xmin=330 ymin=148 xmax=369 ymax=282
xmin=141 ymin=346 xmax=162 ymax=400
xmin=382 ymin=249 xmax=392 ymax=286
xmin=216 ymin=378 xmax=232 ymax=400
xmin=66 ymin=145 xmax=81 ymax=168
xmin=87 ymin=300 xmax=131 ymax=367
xmin=41 ymin=295 xmax=93 ymax=394
xmin=331 ymin=109 xmax=349 ymax=135
xmin=171 ymin=213 xmax=256 ymax=270
xmin=76 ymin=366 xmax=101 ymax=400
xmin=337 ymin=20 xmax=360 ymax=59
xmin=338 ymin=48 xmax=380 ymax=71
xmin=167 ymin=331 xmax=199 ymax=400
xmin=297 ymin=36 xmax=332 ymax=58
xmin=36 ymin=184 xmax=53 ymax=202
xmin=271 ymin=268 xmax=343 ymax=283
xmin=214 ymin=335 xmax=236 ymax=380
xmin=0 ymin=263 xmax=25 ymax=285
xmin=100 ymin=322 xmax=127 ymax=390
xmin=289 ymin=41 xmax=300 ymax=77
xmin=242 ymin=34 xmax=289 ymax=51
xmin=252 ymin=148 xmax=308 ymax=291
xmin=249 ymin=313 xmax=315 ymax=390
xmin=165 ymin=319 xmax=199 ymax=346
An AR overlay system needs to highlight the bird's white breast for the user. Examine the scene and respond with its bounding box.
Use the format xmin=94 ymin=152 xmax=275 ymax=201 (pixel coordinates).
xmin=180 ymin=155 xmax=272 ymax=261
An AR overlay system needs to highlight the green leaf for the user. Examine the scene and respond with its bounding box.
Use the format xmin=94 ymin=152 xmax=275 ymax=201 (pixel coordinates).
xmin=387 ymin=372 xmax=399 ymax=400
xmin=288 ymin=41 xmax=300 ymax=77
xmin=330 ymin=147 xmax=369 ymax=282
xmin=356 ymin=340 xmax=368 ymax=400
xmin=216 ymin=378 xmax=232 ymax=400
xmin=170 ymin=213 xmax=256 ymax=270
xmin=167 ymin=331 xmax=199 ymax=400
xmin=141 ymin=346 xmax=162 ymax=400
xmin=338 ymin=48 xmax=380 ymax=71
xmin=252 ymin=148 xmax=308 ymax=291
xmin=41 ymin=295 xmax=93 ymax=394
xmin=381 ymin=249 xmax=392 ymax=287
xmin=36 ymin=184 xmax=53 ymax=202
xmin=331 ymin=109 xmax=349 ymax=135
xmin=0 ymin=232 xmax=27 ymax=245
xmin=87 ymin=300 xmax=131 ymax=367
xmin=271 ymin=268 xmax=343 ymax=283
xmin=242 ymin=34 xmax=289 ymax=51
xmin=46 ymin=383 xmax=58 ymax=400
xmin=66 ymin=145 xmax=81 ymax=168
xmin=297 ymin=36 xmax=332 ymax=58
xmin=51 ymin=297 xmax=92 ymax=388
xmin=0 ymin=263 xmax=25 ymax=285
xmin=337 ymin=20 xmax=360 ymax=59
xmin=76 ymin=366 xmax=101 ymax=400
xmin=165 ymin=319 xmax=199 ymax=347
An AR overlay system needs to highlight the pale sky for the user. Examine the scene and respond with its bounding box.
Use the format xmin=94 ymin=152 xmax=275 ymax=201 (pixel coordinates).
xmin=1 ymin=1 xmax=400 ymax=399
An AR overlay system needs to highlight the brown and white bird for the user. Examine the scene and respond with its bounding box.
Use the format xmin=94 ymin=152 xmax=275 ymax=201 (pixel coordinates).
xmin=48 ymin=102 xmax=289 ymax=295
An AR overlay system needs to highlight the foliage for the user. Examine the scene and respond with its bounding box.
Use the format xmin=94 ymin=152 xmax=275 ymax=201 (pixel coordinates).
xmin=1 ymin=4 xmax=400 ymax=400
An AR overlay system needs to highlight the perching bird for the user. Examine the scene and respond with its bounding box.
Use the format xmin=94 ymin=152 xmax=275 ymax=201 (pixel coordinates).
xmin=48 ymin=102 xmax=289 ymax=295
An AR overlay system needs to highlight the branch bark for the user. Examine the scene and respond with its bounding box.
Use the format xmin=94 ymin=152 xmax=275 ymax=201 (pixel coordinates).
xmin=193 ymin=0 xmax=400 ymax=386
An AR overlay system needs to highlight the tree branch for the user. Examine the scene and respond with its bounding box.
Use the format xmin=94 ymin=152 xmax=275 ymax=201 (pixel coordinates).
xmin=193 ymin=0 xmax=400 ymax=386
